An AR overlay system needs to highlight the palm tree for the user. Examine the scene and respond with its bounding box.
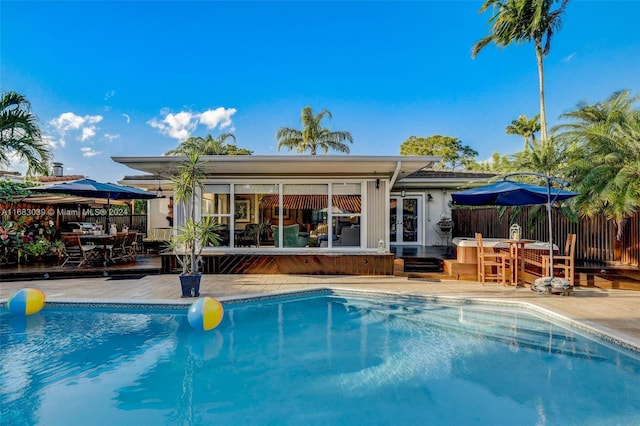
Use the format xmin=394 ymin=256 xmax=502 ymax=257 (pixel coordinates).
xmin=276 ymin=106 xmax=353 ymax=155
xmin=506 ymin=114 xmax=541 ymax=151
xmin=556 ymin=90 xmax=640 ymax=240
xmin=472 ymin=0 xmax=569 ymax=142
xmin=0 ymin=91 xmax=51 ymax=175
xmin=164 ymin=133 xmax=251 ymax=156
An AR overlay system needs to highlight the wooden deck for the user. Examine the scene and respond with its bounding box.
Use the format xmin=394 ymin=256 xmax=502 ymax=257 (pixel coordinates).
xmin=0 ymin=255 xmax=161 ymax=282
xmin=443 ymin=257 xmax=640 ymax=290
xmin=162 ymin=252 xmax=396 ymax=275
xmin=2 ymin=247 xmax=444 ymax=280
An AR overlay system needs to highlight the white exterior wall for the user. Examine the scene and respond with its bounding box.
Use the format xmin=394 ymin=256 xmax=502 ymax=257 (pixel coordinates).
xmin=147 ymin=198 xmax=171 ymax=231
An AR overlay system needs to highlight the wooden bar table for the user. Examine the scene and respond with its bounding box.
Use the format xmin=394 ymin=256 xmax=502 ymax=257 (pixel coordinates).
xmin=500 ymin=239 xmax=536 ymax=286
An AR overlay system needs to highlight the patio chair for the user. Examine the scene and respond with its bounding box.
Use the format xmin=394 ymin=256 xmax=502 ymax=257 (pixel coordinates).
xmin=61 ymin=233 xmax=96 ymax=267
xmin=542 ymin=233 xmax=576 ymax=285
xmin=475 ymin=233 xmax=510 ymax=286
xmin=106 ymin=232 xmax=128 ymax=264
xmin=122 ymin=231 xmax=138 ymax=262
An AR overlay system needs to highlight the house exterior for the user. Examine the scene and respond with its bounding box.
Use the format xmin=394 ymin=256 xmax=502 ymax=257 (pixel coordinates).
xmin=392 ymin=169 xmax=497 ymax=247
xmin=113 ymin=155 xmax=495 ymax=274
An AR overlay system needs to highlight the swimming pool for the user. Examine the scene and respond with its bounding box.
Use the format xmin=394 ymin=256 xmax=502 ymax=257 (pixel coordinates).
xmin=2 ymin=291 xmax=639 ymax=425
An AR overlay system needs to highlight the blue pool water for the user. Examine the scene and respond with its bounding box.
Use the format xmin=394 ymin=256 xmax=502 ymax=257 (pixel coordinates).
xmin=1 ymin=292 xmax=639 ymax=425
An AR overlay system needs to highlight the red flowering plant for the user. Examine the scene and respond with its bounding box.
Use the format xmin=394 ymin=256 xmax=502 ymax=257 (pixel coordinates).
xmin=0 ymin=221 xmax=22 ymax=265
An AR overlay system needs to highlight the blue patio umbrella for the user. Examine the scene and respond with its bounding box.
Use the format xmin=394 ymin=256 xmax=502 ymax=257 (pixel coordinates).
xmin=450 ymin=179 xmax=578 ymax=207
xmin=30 ymin=178 xmax=157 ymax=228
xmin=451 ymin=173 xmax=579 ymax=287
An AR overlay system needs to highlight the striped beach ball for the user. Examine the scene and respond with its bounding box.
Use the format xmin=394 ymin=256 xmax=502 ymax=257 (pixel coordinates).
xmin=187 ymin=297 xmax=224 ymax=331
xmin=7 ymin=288 xmax=46 ymax=316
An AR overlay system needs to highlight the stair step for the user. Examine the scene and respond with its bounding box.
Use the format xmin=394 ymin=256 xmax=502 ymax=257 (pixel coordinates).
xmin=403 ymin=257 xmax=443 ymax=272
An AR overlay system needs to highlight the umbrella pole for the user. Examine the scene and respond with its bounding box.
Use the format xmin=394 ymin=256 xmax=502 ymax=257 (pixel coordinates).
xmin=546 ymin=178 xmax=555 ymax=281
xmin=106 ymin=197 xmax=111 ymax=231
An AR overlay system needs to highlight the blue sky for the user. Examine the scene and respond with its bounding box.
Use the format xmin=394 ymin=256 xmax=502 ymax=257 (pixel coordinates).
xmin=2 ymin=1 xmax=639 ymax=183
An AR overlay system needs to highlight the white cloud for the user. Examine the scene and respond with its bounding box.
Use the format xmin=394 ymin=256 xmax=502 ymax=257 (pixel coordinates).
xmin=50 ymin=112 xmax=86 ymax=132
xmin=122 ymin=113 xmax=131 ymax=123
xmin=564 ymin=52 xmax=576 ymax=62
xmin=49 ymin=112 xmax=103 ymax=147
xmin=80 ymin=147 xmax=102 ymax=157
xmin=104 ymin=133 xmax=120 ymax=142
xmin=148 ymin=111 xmax=197 ymax=140
xmin=200 ymin=107 xmax=236 ymax=130
xmin=104 ymin=90 xmax=115 ymax=100
xmin=81 ymin=127 xmax=97 ymax=142
xmin=148 ymin=107 xmax=236 ymax=140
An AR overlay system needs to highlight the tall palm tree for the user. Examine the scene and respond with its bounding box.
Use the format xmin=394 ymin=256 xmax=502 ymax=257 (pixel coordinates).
xmin=276 ymin=106 xmax=353 ymax=155
xmin=0 ymin=91 xmax=51 ymax=175
xmin=165 ymin=133 xmax=251 ymax=156
xmin=472 ymin=0 xmax=569 ymax=142
xmin=556 ymin=90 xmax=640 ymax=240
xmin=506 ymin=114 xmax=541 ymax=151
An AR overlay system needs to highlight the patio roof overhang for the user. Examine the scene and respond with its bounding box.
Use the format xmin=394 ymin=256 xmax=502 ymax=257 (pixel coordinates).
xmin=111 ymin=155 xmax=439 ymax=180
xmin=6 ymin=194 xmax=128 ymax=206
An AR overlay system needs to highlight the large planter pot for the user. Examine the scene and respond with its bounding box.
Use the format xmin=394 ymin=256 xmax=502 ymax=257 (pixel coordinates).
xmin=180 ymin=273 xmax=202 ymax=298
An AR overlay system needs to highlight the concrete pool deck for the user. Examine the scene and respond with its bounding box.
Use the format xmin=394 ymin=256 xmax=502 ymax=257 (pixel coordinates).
xmin=2 ymin=274 xmax=639 ymax=350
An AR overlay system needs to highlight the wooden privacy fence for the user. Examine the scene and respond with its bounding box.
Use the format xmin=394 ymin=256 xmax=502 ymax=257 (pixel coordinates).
xmin=452 ymin=207 xmax=639 ymax=267
xmin=85 ymin=214 xmax=147 ymax=235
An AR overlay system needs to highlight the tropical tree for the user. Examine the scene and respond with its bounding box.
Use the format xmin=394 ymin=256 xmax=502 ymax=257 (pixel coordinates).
xmin=0 ymin=91 xmax=51 ymax=175
xmin=511 ymin=135 xmax=568 ymax=178
xmin=165 ymin=133 xmax=251 ymax=156
xmin=400 ymin=135 xmax=478 ymax=170
xmin=506 ymin=114 xmax=541 ymax=151
xmin=556 ymin=90 xmax=640 ymax=240
xmin=468 ymin=151 xmax=516 ymax=172
xmin=472 ymin=0 xmax=569 ymax=142
xmin=276 ymin=106 xmax=353 ymax=155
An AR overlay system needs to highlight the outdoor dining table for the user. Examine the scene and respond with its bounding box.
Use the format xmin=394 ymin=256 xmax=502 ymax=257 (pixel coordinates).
xmin=79 ymin=234 xmax=115 ymax=265
xmin=499 ymin=239 xmax=536 ymax=286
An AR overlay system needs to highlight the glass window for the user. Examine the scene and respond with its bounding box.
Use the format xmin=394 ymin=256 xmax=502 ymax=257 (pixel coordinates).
xmin=200 ymin=182 xmax=363 ymax=249
xmin=331 ymin=183 xmax=361 ymax=247
xmin=202 ymin=184 xmax=230 ymax=247
xmin=234 ymin=184 xmax=278 ymax=248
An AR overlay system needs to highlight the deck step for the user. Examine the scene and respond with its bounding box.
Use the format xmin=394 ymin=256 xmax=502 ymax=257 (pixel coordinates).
xmin=402 ymin=257 xmax=443 ymax=273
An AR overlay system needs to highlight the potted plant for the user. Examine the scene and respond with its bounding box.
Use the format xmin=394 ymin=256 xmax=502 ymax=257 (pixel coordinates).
xmin=169 ymin=152 xmax=222 ymax=297
xmin=436 ymin=215 xmax=453 ymax=233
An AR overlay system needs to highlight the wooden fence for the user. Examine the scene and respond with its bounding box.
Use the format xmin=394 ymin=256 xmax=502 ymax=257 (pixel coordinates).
xmin=84 ymin=214 xmax=147 ymax=234
xmin=452 ymin=207 xmax=639 ymax=267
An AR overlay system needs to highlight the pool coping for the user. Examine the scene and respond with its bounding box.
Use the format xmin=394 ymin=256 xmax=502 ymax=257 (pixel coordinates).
xmin=6 ymin=287 xmax=639 ymax=354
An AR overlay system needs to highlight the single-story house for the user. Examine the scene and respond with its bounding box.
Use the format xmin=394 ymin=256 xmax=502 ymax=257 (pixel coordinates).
xmin=113 ymin=155 xmax=495 ymax=274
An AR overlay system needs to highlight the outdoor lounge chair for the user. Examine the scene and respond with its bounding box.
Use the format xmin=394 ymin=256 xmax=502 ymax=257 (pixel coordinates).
xmin=142 ymin=228 xmax=172 ymax=253
xmin=475 ymin=233 xmax=510 ymax=286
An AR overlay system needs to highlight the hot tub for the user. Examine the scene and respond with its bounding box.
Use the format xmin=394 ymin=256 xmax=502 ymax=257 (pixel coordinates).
xmin=452 ymin=237 xmax=508 ymax=263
